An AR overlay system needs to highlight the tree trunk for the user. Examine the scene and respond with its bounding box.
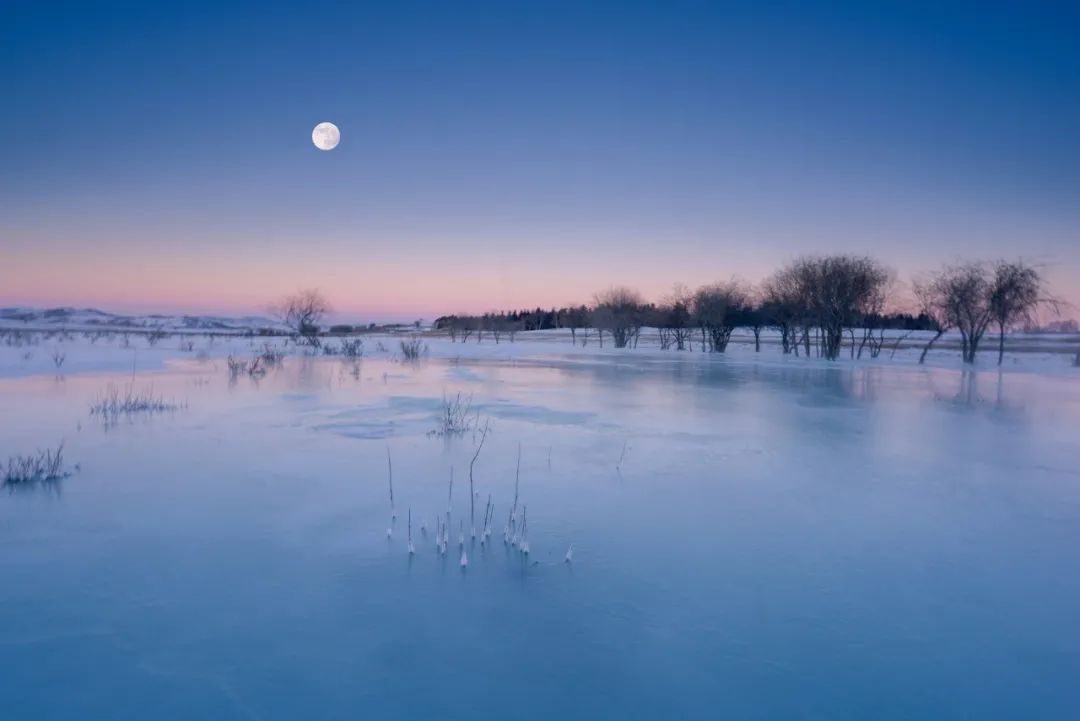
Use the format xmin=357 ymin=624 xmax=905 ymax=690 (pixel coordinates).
xmin=919 ymin=329 xmax=945 ymax=364
xmin=997 ymin=323 xmax=1006 ymax=366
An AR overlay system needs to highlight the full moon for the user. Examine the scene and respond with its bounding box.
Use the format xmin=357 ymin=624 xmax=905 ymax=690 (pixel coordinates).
xmin=312 ymin=122 xmax=340 ymax=151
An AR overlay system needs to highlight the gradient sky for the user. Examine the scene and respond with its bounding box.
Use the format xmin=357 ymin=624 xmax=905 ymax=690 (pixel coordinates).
xmin=3 ymin=1 xmax=1079 ymax=321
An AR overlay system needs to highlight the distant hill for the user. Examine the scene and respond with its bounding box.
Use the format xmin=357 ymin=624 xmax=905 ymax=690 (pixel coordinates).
xmin=0 ymin=307 xmax=282 ymax=333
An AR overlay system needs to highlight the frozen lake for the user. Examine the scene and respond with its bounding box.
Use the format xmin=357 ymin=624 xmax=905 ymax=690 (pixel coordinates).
xmin=2 ymin=349 xmax=1079 ymax=720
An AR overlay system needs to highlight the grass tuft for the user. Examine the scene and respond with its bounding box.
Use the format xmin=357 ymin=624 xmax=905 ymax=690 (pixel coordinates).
xmin=3 ymin=443 xmax=71 ymax=489
xmin=90 ymin=384 xmax=184 ymax=423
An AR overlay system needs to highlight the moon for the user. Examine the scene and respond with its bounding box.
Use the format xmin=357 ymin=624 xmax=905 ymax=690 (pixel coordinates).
xmin=312 ymin=122 xmax=340 ymax=151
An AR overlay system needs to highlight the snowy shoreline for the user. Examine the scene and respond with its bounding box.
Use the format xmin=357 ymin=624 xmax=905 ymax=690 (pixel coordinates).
xmin=2 ymin=323 xmax=1077 ymax=382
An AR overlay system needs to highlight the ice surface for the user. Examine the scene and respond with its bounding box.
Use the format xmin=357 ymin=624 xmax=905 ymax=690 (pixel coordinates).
xmin=1 ymin=341 xmax=1078 ymax=720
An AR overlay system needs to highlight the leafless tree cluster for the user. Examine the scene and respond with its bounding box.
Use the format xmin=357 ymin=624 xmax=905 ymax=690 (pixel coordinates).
xmin=915 ymin=260 xmax=1052 ymax=364
xmin=276 ymin=257 xmax=1058 ymax=367
xmin=760 ymin=256 xmax=893 ymax=360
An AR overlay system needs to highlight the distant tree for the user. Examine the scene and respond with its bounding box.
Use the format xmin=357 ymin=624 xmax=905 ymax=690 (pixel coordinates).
xmin=913 ymin=276 xmax=952 ymax=364
xmin=559 ymin=305 xmax=589 ymax=345
xmin=916 ymin=262 xmax=993 ymax=364
xmin=781 ymin=255 xmax=891 ymax=360
xmin=854 ymin=272 xmax=895 ymax=359
xmin=506 ymin=316 xmax=523 ymax=342
xmin=659 ymin=284 xmax=694 ymax=351
xmin=272 ymin=289 xmax=330 ymax=348
xmin=692 ymin=281 xmax=749 ymax=352
xmin=593 ymin=287 xmax=645 ymax=349
xmin=589 ymin=306 xmax=611 ymax=348
xmin=988 ymin=260 xmax=1051 ymax=365
xmin=761 ymin=269 xmax=802 ymax=354
xmin=737 ymin=300 xmax=767 ymax=352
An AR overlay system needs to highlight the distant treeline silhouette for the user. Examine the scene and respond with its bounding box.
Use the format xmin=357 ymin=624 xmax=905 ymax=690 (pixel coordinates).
xmin=435 ymin=307 xmax=935 ymax=336
xmin=426 ymin=255 xmax=1056 ymax=365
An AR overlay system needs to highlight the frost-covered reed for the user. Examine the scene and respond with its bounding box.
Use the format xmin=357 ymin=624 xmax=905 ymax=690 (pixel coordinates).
xmin=430 ymin=392 xmax=477 ymax=437
xmin=380 ymin=436 xmax=566 ymax=570
xmin=89 ymin=384 xmax=183 ymax=423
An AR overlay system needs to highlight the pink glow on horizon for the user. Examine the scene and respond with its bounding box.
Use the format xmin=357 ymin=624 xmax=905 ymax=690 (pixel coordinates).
xmin=4 ymin=244 xmax=1078 ymax=323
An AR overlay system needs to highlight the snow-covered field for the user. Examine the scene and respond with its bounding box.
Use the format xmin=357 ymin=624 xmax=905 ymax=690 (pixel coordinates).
xmin=2 ymin=323 xmax=1078 ymax=380
xmin=2 ymin=322 xmax=1079 ymax=719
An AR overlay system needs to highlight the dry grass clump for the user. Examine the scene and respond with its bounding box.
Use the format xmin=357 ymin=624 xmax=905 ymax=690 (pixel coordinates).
xmin=3 ymin=443 xmax=70 ymax=489
xmin=429 ymin=392 xmax=480 ymax=437
xmin=90 ymin=384 xmax=184 ymax=423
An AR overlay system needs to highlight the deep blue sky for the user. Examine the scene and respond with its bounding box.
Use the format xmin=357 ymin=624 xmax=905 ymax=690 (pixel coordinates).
xmin=3 ymin=1 xmax=1078 ymax=317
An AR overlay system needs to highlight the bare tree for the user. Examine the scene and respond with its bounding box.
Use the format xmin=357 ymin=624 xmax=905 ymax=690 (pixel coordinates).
xmin=661 ymin=284 xmax=694 ymax=351
xmin=855 ymin=273 xmax=895 ymax=359
xmin=692 ymin=280 xmax=749 ymax=352
xmin=988 ymin=260 xmax=1051 ymax=365
xmin=459 ymin=317 xmax=474 ymax=343
xmin=559 ymin=305 xmax=589 ymax=345
xmin=272 ymin=289 xmax=330 ymax=348
xmin=593 ymin=287 xmax=644 ymax=349
xmin=761 ymin=269 xmax=802 ymax=354
xmin=917 ymin=263 xmax=994 ymax=364
xmin=732 ymin=287 xmax=765 ymax=352
xmin=781 ymin=255 xmax=891 ymax=360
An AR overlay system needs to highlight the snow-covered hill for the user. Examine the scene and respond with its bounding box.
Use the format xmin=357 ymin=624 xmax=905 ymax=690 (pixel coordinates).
xmin=0 ymin=307 xmax=281 ymax=333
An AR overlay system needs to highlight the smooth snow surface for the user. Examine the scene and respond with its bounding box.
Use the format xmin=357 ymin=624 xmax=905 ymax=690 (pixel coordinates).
xmin=1 ymin=346 xmax=1078 ymax=720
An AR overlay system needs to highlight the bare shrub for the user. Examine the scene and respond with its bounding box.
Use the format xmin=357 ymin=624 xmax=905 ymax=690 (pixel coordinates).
xmin=145 ymin=327 xmax=169 ymax=347
xmin=341 ymin=338 xmax=363 ymax=358
xmin=259 ymin=343 xmax=285 ymax=366
xmin=227 ymin=356 xmax=249 ymax=376
xmin=400 ymin=337 xmax=427 ymax=360
xmin=51 ymin=349 xmax=66 ymax=368
xmin=227 ymin=355 xmax=268 ymax=378
xmin=272 ymin=289 xmax=330 ymax=348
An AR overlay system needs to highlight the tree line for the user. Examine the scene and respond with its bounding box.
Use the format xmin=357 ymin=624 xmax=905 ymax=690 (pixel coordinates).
xmin=430 ymin=256 xmax=1054 ymax=365
xmin=275 ymin=255 xmax=1055 ymax=366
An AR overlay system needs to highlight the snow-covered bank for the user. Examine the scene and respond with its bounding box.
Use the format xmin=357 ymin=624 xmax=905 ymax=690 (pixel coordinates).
xmin=1 ymin=325 xmax=1077 ymax=381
